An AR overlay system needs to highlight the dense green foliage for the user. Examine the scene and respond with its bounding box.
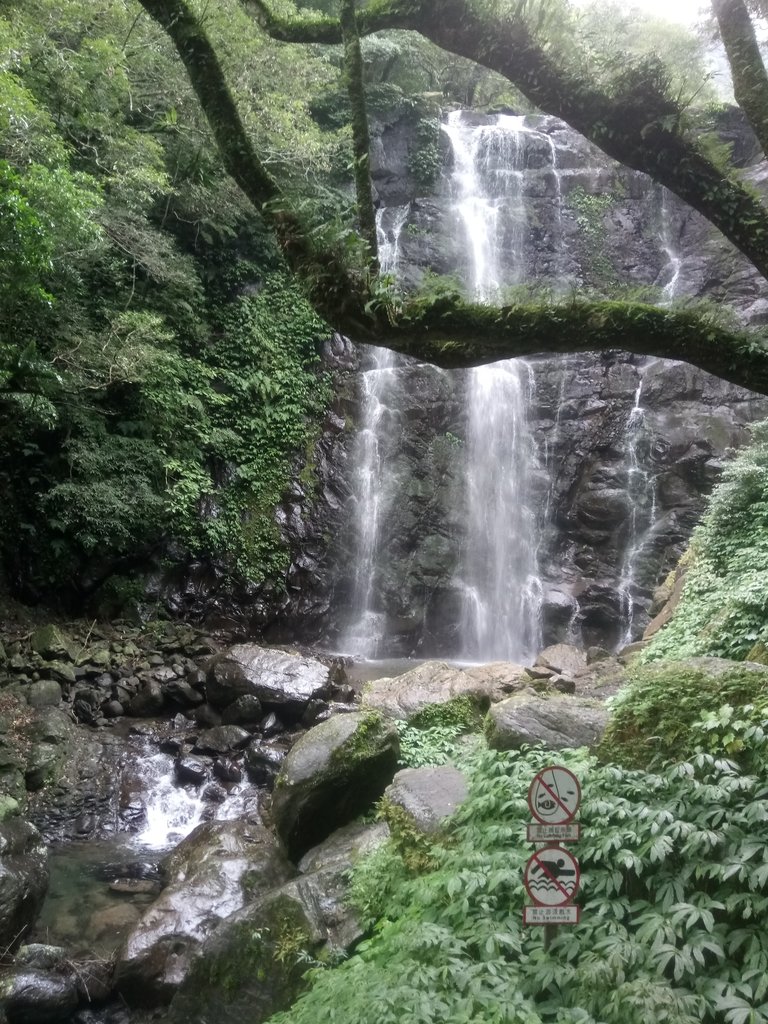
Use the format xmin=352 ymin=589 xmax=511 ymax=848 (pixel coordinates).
xmin=600 ymin=661 xmax=768 ymax=769
xmin=644 ymin=421 xmax=768 ymax=663
xmin=270 ymin=730 xmax=768 ymax=1024
xmin=0 ymin=0 xmax=340 ymax=605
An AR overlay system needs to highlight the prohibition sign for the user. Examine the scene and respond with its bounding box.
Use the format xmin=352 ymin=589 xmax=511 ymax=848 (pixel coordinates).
xmin=527 ymin=765 xmax=581 ymax=825
xmin=524 ymin=846 xmax=580 ymax=907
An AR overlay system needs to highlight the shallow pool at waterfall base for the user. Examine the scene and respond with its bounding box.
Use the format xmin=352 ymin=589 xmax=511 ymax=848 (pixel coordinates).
xmin=31 ymin=838 xmax=164 ymax=958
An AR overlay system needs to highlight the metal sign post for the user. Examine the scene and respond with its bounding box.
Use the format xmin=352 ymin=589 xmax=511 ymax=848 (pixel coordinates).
xmin=523 ymin=765 xmax=582 ymax=946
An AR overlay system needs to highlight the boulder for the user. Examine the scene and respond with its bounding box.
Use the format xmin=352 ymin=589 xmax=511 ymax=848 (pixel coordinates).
xmin=384 ymin=766 xmax=468 ymax=835
xmin=221 ymin=695 xmax=262 ymax=728
xmin=245 ymin=742 xmax=286 ymax=786
xmin=361 ymin=661 xmax=519 ymax=721
xmin=206 ymin=646 xmax=330 ymax=717
xmin=486 ymin=694 xmax=609 ymax=751
xmin=0 ymin=821 xmax=48 ymax=950
xmin=193 ymin=726 xmax=250 ymax=755
xmin=114 ymin=819 xmax=293 ymax=1006
xmin=0 ymin=968 xmax=78 ymax=1024
xmin=170 ymin=822 xmax=389 ymax=1024
xmin=127 ymin=680 xmax=164 ymax=717
xmin=271 ymin=711 xmax=399 ymax=860
xmin=25 ymin=682 xmax=62 ymax=710
xmin=30 ymin=627 xmax=76 ymax=663
xmin=535 ymin=644 xmax=588 ymax=678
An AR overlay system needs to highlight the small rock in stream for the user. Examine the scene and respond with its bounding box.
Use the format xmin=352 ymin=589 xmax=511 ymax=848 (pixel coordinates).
xmin=175 ymin=757 xmax=208 ymax=786
xmin=109 ymin=878 xmax=161 ymax=896
xmin=0 ymin=968 xmax=78 ymax=1024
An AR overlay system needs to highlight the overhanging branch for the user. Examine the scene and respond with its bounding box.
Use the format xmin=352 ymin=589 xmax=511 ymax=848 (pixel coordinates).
xmin=366 ymin=298 xmax=768 ymax=396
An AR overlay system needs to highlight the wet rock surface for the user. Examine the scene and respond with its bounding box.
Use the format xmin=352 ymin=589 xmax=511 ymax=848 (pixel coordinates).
xmin=114 ymin=819 xmax=293 ymax=1006
xmin=205 ymin=645 xmax=332 ymax=717
xmin=169 ymin=821 xmax=389 ymax=1024
xmin=0 ymin=820 xmax=49 ymax=950
xmin=270 ymin=711 xmax=399 ymax=860
xmin=0 ymin=967 xmax=78 ymax=1024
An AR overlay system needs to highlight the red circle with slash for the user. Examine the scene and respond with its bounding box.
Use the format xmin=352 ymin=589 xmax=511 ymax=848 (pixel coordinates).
xmin=527 ymin=765 xmax=581 ymax=825
xmin=524 ymin=846 xmax=581 ymax=907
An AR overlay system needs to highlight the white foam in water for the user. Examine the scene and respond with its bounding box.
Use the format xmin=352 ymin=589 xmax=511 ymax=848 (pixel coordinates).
xmin=131 ymin=752 xmax=206 ymax=850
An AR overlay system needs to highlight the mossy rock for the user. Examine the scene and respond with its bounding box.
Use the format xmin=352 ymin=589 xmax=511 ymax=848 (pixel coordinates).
xmin=599 ymin=657 xmax=768 ymax=768
xmin=746 ymin=641 xmax=768 ymax=665
xmin=271 ymin=711 xmax=399 ymax=860
xmin=168 ymin=890 xmax=320 ymax=1024
xmin=30 ymin=626 xmax=76 ymax=663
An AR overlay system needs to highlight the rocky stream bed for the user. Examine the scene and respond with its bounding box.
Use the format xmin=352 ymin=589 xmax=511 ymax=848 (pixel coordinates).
xmin=0 ymin=609 xmax=644 ymax=1024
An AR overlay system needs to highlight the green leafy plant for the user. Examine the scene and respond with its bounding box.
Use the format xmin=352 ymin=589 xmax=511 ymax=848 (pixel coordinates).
xmin=599 ymin=661 xmax=768 ymax=769
xmin=644 ymin=420 xmax=768 ymax=663
xmin=269 ymin=730 xmax=768 ymax=1024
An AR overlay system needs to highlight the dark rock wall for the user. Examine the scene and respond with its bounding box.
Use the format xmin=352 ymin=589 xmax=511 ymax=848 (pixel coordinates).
xmin=268 ymin=109 xmax=768 ymax=655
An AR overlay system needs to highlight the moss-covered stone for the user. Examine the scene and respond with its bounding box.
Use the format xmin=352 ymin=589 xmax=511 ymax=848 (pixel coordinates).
xmin=30 ymin=626 xmax=76 ymax=662
xmin=271 ymin=711 xmax=399 ymax=860
xmin=168 ymin=891 xmax=318 ymax=1024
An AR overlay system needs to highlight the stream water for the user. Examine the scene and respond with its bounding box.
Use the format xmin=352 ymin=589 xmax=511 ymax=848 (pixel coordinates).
xmin=32 ymin=735 xmax=261 ymax=960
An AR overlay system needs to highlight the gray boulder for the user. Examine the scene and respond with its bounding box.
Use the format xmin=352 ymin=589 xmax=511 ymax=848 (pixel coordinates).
xmin=0 ymin=968 xmax=78 ymax=1024
xmin=361 ymin=660 xmax=521 ymax=721
xmin=384 ymin=766 xmax=468 ymax=835
xmin=194 ymin=725 xmax=250 ymax=755
xmin=271 ymin=711 xmax=399 ymax=860
xmin=169 ymin=822 xmax=389 ymax=1024
xmin=30 ymin=627 xmax=76 ymax=663
xmin=487 ymin=694 xmax=608 ymax=751
xmin=535 ymin=644 xmax=588 ymax=678
xmin=24 ymin=682 xmax=62 ymax=710
xmin=206 ymin=645 xmax=330 ymax=717
xmin=114 ymin=819 xmax=293 ymax=1006
xmin=0 ymin=820 xmax=48 ymax=949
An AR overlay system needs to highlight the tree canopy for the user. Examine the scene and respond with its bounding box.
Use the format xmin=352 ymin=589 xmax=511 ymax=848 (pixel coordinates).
xmin=127 ymin=0 xmax=768 ymax=395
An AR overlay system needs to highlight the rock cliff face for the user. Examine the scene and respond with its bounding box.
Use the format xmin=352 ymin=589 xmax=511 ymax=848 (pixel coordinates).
xmin=269 ymin=108 xmax=768 ymax=656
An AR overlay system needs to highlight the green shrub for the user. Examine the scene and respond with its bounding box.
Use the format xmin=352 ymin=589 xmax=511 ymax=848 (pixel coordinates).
xmin=269 ymin=733 xmax=768 ymax=1024
xmin=599 ymin=661 xmax=768 ymax=769
xmin=644 ymin=420 xmax=768 ymax=663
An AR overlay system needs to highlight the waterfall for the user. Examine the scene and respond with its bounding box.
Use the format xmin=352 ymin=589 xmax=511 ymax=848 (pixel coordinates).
xmin=442 ymin=112 xmax=546 ymax=663
xmin=658 ymin=188 xmax=682 ymax=302
xmin=342 ymin=205 xmax=410 ymax=657
xmin=616 ymin=374 xmax=658 ymax=648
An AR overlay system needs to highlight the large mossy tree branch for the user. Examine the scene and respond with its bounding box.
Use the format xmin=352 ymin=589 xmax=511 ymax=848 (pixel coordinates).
xmin=712 ymin=0 xmax=768 ymax=158
xmin=248 ymin=0 xmax=768 ymax=284
xmin=369 ymin=298 xmax=768 ymax=396
xmin=340 ymin=0 xmax=378 ymax=265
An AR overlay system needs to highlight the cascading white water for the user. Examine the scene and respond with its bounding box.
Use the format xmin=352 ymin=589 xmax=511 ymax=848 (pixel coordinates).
xmin=129 ymin=743 xmax=260 ymax=850
xmin=658 ymin=188 xmax=682 ymax=302
xmin=132 ymin=751 xmax=206 ymax=849
xmin=442 ymin=112 xmax=546 ymax=663
xmin=342 ymin=205 xmax=410 ymax=657
xmin=616 ymin=374 xmax=658 ymax=647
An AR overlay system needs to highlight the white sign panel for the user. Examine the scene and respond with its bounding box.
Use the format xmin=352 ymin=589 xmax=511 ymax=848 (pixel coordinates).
xmin=527 ymin=822 xmax=581 ymax=843
xmin=524 ymin=905 xmax=580 ymax=926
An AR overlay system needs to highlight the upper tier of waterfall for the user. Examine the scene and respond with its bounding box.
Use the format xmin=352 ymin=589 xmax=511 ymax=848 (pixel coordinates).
xmin=325 ymin=109 xmax=766 ymax=660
